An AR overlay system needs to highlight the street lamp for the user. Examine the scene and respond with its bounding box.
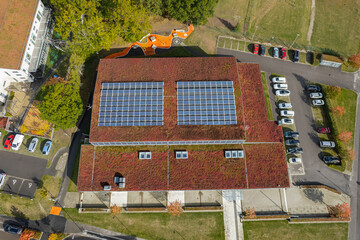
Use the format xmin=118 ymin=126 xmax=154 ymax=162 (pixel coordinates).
xmin=290 ymin=34 xmax=300 ymax=48
xmin=251 ymin=26 xmax=258 ymax=40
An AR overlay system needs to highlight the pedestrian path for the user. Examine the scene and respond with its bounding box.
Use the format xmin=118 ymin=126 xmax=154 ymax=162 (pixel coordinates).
xmin=222 ymin=190 xmax=244 ymax=240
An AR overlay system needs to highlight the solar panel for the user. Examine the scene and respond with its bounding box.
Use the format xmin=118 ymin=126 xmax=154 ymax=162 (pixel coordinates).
xmin=98 ymin=82 xmax=164 ymax=126
xmin=177 ymin=81 xmax=237 ymax=125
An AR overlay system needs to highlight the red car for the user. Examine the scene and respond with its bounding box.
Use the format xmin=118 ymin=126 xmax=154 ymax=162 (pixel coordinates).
xmin=317 ymin=127 xmax=331 ymax=134
xmin=4 ymin=135 xmax=14 ymax=149
xmin=281 ymin=48 xmax=287 ymax=59
xmin=253 ymin=44 xmax=259 ymax=54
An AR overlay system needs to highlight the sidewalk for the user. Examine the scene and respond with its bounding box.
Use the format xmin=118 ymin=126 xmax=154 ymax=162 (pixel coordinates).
xmin=222 ymin=190 xmax=244 ymax=240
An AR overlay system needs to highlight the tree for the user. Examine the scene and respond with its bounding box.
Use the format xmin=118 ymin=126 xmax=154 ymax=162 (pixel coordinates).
xmin=348 ymin=54 xmax=360 ymax=67
xmin=166 ymin=0 xmax=219 ymax=25
xmin=110 ymin=204 xmax=122 ymax=216
xmin=324 ymin=85 xmax=341 ymax=98
xmin=19 ymin=229 xmax=35 ymax=240
xmin=37 ymin=79 xmax=83 ymax=129
xmin=332 ymin=106 xmax=345 ymax=117
xmin=337 ymin=131 xmax=352 ymax=142
xmin=138 ymin=0 xmax=164 ymax=16
xmin=51 ymin=0 xmax=151 ymax=58
xmin=168 ymin=200 xmax=183 ymax=216
xmin=244 ymin=207 xmax=256 ymax=219
xmin=48 ymin=233 xmax=67 ymax=240
xmin=329 ymin=203 xmax=351 ymax=218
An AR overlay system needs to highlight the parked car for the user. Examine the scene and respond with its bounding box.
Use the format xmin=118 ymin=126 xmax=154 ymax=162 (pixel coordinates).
xmin=281 ymin=118 xmax=294 ymax=125
xmin=289 ymin=157 xmax=302 ymax=163
xmin=323 ymin=156 xmax=340 ymax=164
xmin=0 ymin=172 xmax=6 ymax=189
xmin=284 ymin=131 xmax=299 ymax=138
xmin=260 ymin=45 xmax=266 ymax=56
xmin=273 ymin=47 xmax=279 ymax=58
xmin=276 ymin=90 xmax=291 ymax=96
xmin=4 ymin=224 xmax=23 ymax=234
xmin=4 ymin=134 xmax=15 ymax=149
xmin=309 ymin=92 xmax=323 ymax=99
xmin=285 ymin=139 xmax=300 ymax=146
xmin=280 ymin=110 xmax=295 ymax=117
xmin=293 ymin=50 xmax=299 ymax=62
xmin=306 ymin=85 xmax=321 ymax=92
xmin=281 ymin=48 xmax=287 ymax=59
xmin=28 ymin=138 xmax=39 ymax=152
xmin=274 ymin=84 xmax=288 ymax=90
xmin=272 ymin=77 xmax=286 ymax=83
xmin=42 ymin=140 xmax=52 ymax=155
xmin=317 ymin=127 xmax=331 ymax=134
xmin=287 ymin=147 xmax=303 ymax=154
xmin=278 ymin=102 xmax=292 ymax=109
xmin=312 ymin=99 xmax=325 ymax=106
xmin=253 ymin=44 xmax=259 ymax=54
xmin=11 ymin=134 xmax=24 ymax=151
xmin=320 ymin=141 xmax=335 ymax=148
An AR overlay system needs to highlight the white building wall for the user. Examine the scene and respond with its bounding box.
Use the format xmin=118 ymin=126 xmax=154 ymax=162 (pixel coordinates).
xmin=19 ymin=0 xmax=45 ymax=75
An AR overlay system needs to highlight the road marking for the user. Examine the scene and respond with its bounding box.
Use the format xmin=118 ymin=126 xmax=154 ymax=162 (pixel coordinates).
xmin=28 ymin=183 xmax=32 ymax=188
xmin=12 ymin=179 xmax=17 ymax=185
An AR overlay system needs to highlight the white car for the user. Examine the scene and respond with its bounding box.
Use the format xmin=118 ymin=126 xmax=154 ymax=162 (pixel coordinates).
xmin=276 ymin=90 xmax=291 ymax=96
xmin=272 ymin=77 xmax=286 ymax=83
xmin=0 ymin=173 xmax=6 ymax=189
xmin=278 ymin=102 xmax=292 ymax=109
xmin=310 ymin=92 xmax=323 ymax=99
xmin=289 ymin=157 xmax=302 ymax=163
xmin=274 ymin=84 xmax=288 ymax=90
xmin=280 ymin=110 xmax=295 ymax=117
xmin=281 ymin=118 xmax=294 ymax=125
xmin=312 ymin=99 xmax=324 ymax=106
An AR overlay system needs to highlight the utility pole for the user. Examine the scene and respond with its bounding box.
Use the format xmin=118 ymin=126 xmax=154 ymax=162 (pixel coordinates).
xmin=290 ymin=34 xmax=300 ymax=49
xmin=251 ymin=26 xmax=258 ymax=40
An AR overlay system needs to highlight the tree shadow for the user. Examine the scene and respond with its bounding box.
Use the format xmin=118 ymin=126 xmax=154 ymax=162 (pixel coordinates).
xmin=303 ymin=188 xmax=324 ymax=204
xmin=306 ymin=52 xmax=313 ymax=64
xmin=10 ymin=206 xmax=28 ymax=220
xmin=217 ymin=17 xmax=234 ymax=30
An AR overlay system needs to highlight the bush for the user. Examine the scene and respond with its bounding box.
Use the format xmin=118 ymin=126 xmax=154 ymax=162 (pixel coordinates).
xmin=331 ymin=106 xmax=345 ymax=117
xmin=325 ymin=85 xmax=341 ymax=98
xmin=337 ymin=131 xmax=352 ymax=142
xmin=168 ymin=201 xmax=183 ymax=216
xmin=348 ymin=54 xmax=360 ymax=67
xmin=244 ymin=207 xmax=256 ymax=219
xmin=329 ymin=203 xmax=351 ymax=218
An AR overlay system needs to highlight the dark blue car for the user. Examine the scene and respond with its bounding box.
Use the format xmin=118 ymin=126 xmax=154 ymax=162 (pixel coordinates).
xmin=4 ymin=224 xmax=23 ymax=234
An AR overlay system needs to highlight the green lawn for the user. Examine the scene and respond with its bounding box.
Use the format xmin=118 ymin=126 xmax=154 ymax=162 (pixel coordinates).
xmin=243 ymin=220 xmax=348 ymax=240
xmin=311 ymin=0 xmax=360 ymax=57
xmin=63 ymin=209 xmax=224 ymax=240
xmin=261 ymin=72 xmax=273 ymax=120
xmin=324 ymin=86 xmax=357 ymax=172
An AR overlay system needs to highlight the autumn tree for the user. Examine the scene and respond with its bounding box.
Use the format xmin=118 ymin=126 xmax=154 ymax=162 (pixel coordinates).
xmin=48 ymin=233 xmax=67 ymax=240
xmin=325 ymin=85 xmax=341 ymax=98
xmin=19 ymin=229 xmax=35 ymax=240
xmin=110 ymin=204 xmax=122 ymax=217
xmin=329 ymin=203 xmax=351 ymax=218
xmin=244 ymin=207 xmax=256 ymax=219
xmin=337 ymin=131 xmax=352 ymax=142
xmin=348 ymin=54 xmax=360 ymax=67
xmin=332 ymin=106 xmax=345 ymax=117
xmin=168 ymin=200 xmax=183 ymax=216
xmin=37 ymin=78 xmax=83 ymax=129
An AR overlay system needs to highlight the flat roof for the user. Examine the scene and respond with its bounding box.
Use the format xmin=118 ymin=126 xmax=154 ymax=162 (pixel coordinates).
xmin=0 ymin=0 xmax=39 ymax=69
xmin=77 ymin=143 xmax=289 ymax=191
xmin=90 ymin=57 xmax=246 ymax=143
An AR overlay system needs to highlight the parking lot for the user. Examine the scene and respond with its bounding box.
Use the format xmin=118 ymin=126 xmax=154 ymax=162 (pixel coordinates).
xmin=0 ymin=150 xmax=47 ymax=198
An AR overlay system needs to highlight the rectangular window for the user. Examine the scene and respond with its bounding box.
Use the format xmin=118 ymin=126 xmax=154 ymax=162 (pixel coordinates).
xmin=4 ymin=71 xmax=10 ymax=76
xmin=224 ymin=150 xmax=244 ymax=158
xmin=12 ymin=71 xmax=18 ymax=73
xmin=3 ymin=81 xmax=6 ymax=87
xmin=139 ymin=151 xmax=151 ymax=159
xmin=12 ymin=78 xmax=18 ymax=82
xmin=175 ymin=151 xmax=188 ymax=159
xmin=25 ymin=53 xmax=31 ymax=64
xmin=20 ymin=77 xmax=26 ymax=80
xmin=36 ymin=13 xmax=41 ymax=21
xmin=30 ymin=33 xmax=36 ymax=45
xmin=16 ymin=74 xmax=22 ymax=76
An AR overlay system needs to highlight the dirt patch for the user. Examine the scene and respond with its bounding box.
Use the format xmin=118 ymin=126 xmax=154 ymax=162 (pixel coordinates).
xmin=55 ymin=152 xmax=68 ymax=178
xmin=150 ymin=16 xmax=187 ymax=35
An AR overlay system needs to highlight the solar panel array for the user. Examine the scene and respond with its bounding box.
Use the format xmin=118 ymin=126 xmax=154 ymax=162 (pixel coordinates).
xmin=98 ymin=82 xmax=164 ymax=126
xmin=177 ymin=81 xmax=237 ymax=125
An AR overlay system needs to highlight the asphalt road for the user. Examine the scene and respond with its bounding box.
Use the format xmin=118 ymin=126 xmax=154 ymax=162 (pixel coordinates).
xmin=217 ymin=47 xmax=360 ymax=239
xmin=0 ymin=231 xmax=19 ymax=240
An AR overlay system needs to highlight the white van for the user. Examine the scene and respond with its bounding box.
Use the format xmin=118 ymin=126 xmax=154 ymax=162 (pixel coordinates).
xmin=11 ymin=134 xmax=24 ymax=151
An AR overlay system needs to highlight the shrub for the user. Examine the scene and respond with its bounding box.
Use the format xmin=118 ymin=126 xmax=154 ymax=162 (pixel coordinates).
xmin=329 ymin=203 xmax=351 ymax=218
xmin=337 ymin=131 xmax=352 ymax=142
xmin=348 ymin=54 xmax=360 ymax=67
xmin=48 ymin=233 xmax=66 ymax=240
xmin=168 ymin=201 xmax=183 ymax=216
xmin=325 ymin=85 xmax=341 ymax=98
xmin=110 ymin=204 xmax=122 ymax=216
xmin=19 ymin=229 xmax=35 ymax=240
xmin=244 ymin=207 xmax=256 ymax=219
xmin=332 ymin=106 xmax=345 ymax=117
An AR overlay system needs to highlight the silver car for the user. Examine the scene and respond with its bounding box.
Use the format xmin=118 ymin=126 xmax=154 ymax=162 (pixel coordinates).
xmin=273 ymin=47 xmax=279 ymax=58
xmin=310 ymin=92 xmax=323 ymax=99
xmin=28 ymin=138 xmax=39 ymax=152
